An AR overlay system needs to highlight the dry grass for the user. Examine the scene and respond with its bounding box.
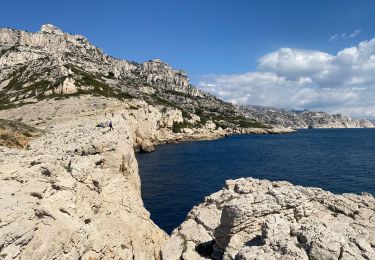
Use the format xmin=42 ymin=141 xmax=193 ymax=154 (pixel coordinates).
xmin=0 ymin=119 xmax=42 ymax=148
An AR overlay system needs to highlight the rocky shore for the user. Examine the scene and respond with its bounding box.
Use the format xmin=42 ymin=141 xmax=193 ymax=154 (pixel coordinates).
xmin=162 ymin=178 xmax=375 ymax=259
xmin=2 ymin=96 xmax=374 ymax=260
xmin=0 ymin=95 xmax=294 ymax=259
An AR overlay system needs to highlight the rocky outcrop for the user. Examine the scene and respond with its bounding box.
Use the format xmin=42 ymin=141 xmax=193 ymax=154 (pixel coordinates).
xmin=0 ymin=24 xmax=272 ymax=131
xmin=141 ymin=59 xmax=203 ymax=97
xmin=162 ymin=178 xmax=375 ymax=259
xmin=0 ymin=24 xmax=206 ymax=104
xmin=0 ymin=24 xmax=372 ymax=130
xmin=230 ymin=127 xmax=295 ymax=135
xmin=243 ymin=105 xmax=374 ymax=129
xmin=0 ymin=94 xmax=237 ymax=260
xmin=0 ymin=97 xmax=173 ymax=259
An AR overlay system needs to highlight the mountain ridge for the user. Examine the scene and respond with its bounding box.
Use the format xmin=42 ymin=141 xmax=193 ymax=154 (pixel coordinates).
xmin=1 ymin=24 xmax=372 ymax=129
xmin=243 ymin=105 xmax=374 ymax=129
xmin=0 ymin=24 xmax=271 ymax=131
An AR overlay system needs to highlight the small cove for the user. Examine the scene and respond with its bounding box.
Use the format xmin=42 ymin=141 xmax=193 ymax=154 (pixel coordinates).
xmin=137 ymin=129 xmax=375 ymax=234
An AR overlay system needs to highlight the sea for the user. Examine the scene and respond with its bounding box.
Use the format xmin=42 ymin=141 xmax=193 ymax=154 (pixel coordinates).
xmin=136 ymin=129 xmax=375 ymax=234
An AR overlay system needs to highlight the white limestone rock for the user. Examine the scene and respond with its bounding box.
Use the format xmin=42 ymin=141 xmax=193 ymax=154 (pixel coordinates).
xmin=162 ymin=178 xmax=375 ymax=260
xmin=40 ymin=24 xmax=64 ymax=35
xmin=0 ymin=97 xmax=171 ymax=260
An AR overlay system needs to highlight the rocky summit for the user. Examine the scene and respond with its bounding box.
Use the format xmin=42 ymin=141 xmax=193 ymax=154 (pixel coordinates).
xmin=0 ymin=24 xmax=374 ymax=260
xmin=0 ymin=24 xmax=272 ymax=132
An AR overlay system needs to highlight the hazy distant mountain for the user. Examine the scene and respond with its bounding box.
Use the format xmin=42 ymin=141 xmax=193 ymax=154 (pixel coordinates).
xmin=242 ymin=105 xmax=374 ymax=128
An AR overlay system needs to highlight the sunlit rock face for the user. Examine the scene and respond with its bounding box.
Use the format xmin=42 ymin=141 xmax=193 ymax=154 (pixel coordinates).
xmin=162 ymin=178 xmax=375 ymax=260
xmin=0 ymin=24 xmax=206 ymax=107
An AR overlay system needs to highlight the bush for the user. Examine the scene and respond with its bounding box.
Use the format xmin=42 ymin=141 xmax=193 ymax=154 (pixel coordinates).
xmin=172 ymin=121 xmax=191 ymax=133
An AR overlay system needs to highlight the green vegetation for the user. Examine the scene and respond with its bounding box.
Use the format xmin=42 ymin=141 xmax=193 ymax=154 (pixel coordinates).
xmin=0 ymin=63 xmax=136 ymax=111
xmin=148 ymin=94 xmax=179 ymax=108
xmin=165 ymin=89 xmax=192 ymax=98
xmin=66 ymin=64 xmax=134 ymax=100
xmin=227 ymin=115 xmax=268 ymax=128
xmin=0 ymin=119 xmax=40 ymax=135
xmin=172 ymin=121 xmax=194 ymax=133
xmin=0 ymin=133 xmax=21 ymax=146
xmin=147 ymin=94 xmax=194 ymax=120
xmin=181 ymin=110 xmax=192 ymax=120
xmin=0 ymin=63 xmax=267 ymax=130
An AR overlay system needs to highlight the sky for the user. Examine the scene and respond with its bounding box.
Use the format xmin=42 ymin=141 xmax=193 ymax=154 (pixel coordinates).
xmin=2 ymin=0 xmax=375 ymax=118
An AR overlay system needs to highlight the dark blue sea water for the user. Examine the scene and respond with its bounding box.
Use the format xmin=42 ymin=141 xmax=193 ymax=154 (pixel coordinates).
xmin=136 ymin=129 xmax=375 ymax=234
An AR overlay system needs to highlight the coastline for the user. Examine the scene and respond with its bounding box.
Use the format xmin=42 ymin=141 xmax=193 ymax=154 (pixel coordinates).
xmin=0 ymin=96 xmax=372 ymax=259
xmin=0 ymin=96 xmax=293 ymax=259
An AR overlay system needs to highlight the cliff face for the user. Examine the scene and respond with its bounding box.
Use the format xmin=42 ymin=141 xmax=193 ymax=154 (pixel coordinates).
xmin=162 ymin=178 xmax=375 ymax=259
xmin=0 ymin=24 xmax=266 ymax=132
xmin=0 ymin=24 xmax=200 ymax=100
xmin=243 ymin=106 xmax=374 ymax=129
xmin=0 ymin=93 xmax=235 ymax=259
xmin=0 ymin=97 xmax=164 ymax=259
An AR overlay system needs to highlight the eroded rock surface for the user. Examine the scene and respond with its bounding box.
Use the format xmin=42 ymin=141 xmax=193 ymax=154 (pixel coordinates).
xmin=162 ymin=178 xmax=375 ymax=260
xmin=0 ymin=98 xmax=170 ymax=259
xmin=0 ymin=93 xmax=238 ymax=259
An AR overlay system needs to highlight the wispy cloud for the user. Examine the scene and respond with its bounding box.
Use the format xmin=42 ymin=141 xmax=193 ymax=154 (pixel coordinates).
xmin=198 ymin=38 xmax=375 ymax=118
xmin=329 ymin=29 xmax=361 ymax=42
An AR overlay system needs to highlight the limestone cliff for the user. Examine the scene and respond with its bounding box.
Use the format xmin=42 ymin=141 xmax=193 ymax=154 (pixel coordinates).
xmin=243 ymin=105 xmax=374 ymax=129
xmin=0 ymin=24 xmax=267 ymax=132
xmin=0 ymin=94 xmax=235 ymax=259
xmin=0 ymin=97 xmax=165 ymax=259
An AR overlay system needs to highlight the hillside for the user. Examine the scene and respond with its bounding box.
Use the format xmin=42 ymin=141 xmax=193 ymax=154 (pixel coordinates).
xmin=0 ymin=118 xmax=41 ymax=148
xmin=243 ymin=105 xmax=374 ymax=129
xmin=0 ymin=24 xmax=268 ymax=132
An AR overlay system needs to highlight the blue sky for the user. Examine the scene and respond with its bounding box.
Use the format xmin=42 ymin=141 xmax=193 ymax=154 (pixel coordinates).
xmin=2 ymin=0 xmax=375 ymax=117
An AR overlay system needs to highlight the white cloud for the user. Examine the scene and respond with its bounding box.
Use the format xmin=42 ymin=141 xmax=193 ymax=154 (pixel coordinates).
xmin=329 ymin=29 xmax=361 ymax=42
xmin=198 ymin=38 xmax=375 ymax=118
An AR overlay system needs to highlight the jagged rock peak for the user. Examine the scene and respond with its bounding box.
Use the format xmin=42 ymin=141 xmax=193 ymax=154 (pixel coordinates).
xmin=150 ymin=58 xmax=164 ymax=63
xmin=40 ymin=24 xmax=64 ymax=35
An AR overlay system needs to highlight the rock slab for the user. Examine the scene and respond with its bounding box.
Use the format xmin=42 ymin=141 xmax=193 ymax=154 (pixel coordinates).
xmin=162 ymin=178 xmax=375 ymax=260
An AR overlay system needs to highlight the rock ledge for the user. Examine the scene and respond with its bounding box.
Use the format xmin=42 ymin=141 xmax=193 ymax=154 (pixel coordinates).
xmin=162 ymin=178 xmax=375 ymax=260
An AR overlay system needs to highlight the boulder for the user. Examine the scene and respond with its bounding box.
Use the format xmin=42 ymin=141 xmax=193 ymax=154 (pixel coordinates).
xmin=140 ymin=139 xmax=155 ymax=153
xmin=162 ymin=178 xmax=375 ymax=259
